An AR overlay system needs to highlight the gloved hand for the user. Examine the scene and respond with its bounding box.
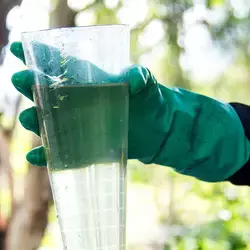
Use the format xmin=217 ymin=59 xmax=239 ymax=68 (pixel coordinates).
xmin=10 ymin=41 xmax=250 ymax=185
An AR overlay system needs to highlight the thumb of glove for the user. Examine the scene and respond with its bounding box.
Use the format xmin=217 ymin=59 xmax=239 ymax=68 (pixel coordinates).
xmin=122 ymin=65 xmax=157 ymax=95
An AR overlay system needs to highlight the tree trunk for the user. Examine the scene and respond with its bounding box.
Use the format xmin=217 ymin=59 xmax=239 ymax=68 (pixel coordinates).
xmin=0 ymin=1 xmax=23 ymax=245
xmin=0 ymin=3 xmax=23 ymax=245
xmin=0 ymin=0 xmax=22 ymax=64
xmin=50 ymin=0 xmax=76 ymax=28
xmin=0 ymin=129 xmax=13 ymax=250
xmin=4 ymin=136 xmax=52 ymax=250
xmin=0 ymin=94 xmax=21 ymax=250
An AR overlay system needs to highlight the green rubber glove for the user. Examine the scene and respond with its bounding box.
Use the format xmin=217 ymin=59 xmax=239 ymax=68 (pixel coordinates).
xmin=10 ymin=41 xmax=250 ymax=182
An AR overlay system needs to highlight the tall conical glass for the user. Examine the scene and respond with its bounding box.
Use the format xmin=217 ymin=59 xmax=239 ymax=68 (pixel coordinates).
xmin=21 ymin=25 xmax=130 ymax=250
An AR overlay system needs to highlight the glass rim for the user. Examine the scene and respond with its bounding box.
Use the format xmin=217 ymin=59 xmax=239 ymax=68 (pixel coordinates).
xmin=21 ymin=24 xmax=130 ymax=36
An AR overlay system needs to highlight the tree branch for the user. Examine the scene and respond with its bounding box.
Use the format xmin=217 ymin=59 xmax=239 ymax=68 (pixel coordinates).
xmin=77 ymin=0 xmax=102 ymax=13
xmin=131 ymin=15 xmax=156 ymax=34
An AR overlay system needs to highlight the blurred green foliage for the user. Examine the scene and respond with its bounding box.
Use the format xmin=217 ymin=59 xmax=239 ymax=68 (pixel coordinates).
xmin=52 ymin=0 xmax=250 ymax=248
xmin=4 ymin=0 xmax=250 ymax=249
xmin=124 ymin=0 xmax=250 ymax=247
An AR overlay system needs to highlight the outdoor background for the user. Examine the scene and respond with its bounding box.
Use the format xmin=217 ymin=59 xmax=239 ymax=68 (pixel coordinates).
xmin=1 ymin=0 xmax=250 ymax=249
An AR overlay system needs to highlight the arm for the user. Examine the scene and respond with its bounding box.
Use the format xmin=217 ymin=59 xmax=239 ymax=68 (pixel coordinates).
xmin=10 ymin=41 xmax=250 ymax=186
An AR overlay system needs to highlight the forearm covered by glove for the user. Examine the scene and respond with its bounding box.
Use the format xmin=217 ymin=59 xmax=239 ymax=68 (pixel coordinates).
xmin=10 ymin=41 xmax=250 ymax=185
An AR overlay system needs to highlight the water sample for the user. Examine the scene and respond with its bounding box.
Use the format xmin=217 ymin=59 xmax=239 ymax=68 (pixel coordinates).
xmin=33 ymin=83 xmax=128 ymax=250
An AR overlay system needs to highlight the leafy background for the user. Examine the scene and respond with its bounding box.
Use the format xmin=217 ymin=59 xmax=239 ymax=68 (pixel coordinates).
xmin=1 ymin=0 xmax=250 ymax=249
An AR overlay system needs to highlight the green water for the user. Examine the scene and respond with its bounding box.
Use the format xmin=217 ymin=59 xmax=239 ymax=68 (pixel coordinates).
xmin=33 ymin=83 xmax=129 ymax=171
xmin=33 ymin=84 xmax=128 ymax=250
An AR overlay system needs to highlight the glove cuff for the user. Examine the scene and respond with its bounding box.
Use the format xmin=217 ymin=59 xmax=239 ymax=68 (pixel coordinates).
xmin=229 ymin=102 xmax=250 ymax=138
xmin=227 ymin=102 xmax=250 ymax=186
xmin=227 ymin=160 xmax=250 ymax=186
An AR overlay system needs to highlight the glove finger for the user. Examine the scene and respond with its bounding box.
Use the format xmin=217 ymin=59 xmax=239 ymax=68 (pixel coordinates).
xmin=10 ymin=41 xmax=116 ymax=84
xmin=10 ymin=42 xmax=26 ymax=64
xmin=122 ymin=65 xmax=157 ymax=95
xmin=11 ymin=70 xmax=34 ymax=101
xmin=19 ymin=107 xmax=40 ymax=136
xmin=30 ymin=41 xmax=116 ymax=85
xmin=26 ymin=146 xmax=47 ymax=167
xmin=10 ymin=41 xmax=155 ymax=94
